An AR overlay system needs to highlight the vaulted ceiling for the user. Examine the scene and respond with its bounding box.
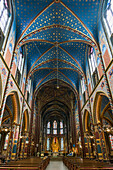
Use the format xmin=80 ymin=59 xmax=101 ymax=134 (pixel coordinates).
xmin=15 ymin=0 xmax=101 ymax=94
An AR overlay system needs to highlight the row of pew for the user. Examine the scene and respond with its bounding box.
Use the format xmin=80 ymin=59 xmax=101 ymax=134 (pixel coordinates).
xmin=0 ymin=157 xmax=50 ymax=170
xmin=63 ymin=156 xmax=113 ymax=170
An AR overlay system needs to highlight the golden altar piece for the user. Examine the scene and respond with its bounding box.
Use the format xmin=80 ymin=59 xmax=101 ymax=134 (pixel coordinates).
xmin=51 ymin=137 xmax=59 ymax=152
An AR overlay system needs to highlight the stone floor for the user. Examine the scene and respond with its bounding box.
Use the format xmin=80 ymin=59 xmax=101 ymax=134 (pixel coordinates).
xmin=46 ymin=160 xmax=68 ymax=170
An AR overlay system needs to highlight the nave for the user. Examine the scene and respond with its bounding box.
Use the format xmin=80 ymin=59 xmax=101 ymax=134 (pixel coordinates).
xmin=0 ymin=0 xmax=113 ymax=167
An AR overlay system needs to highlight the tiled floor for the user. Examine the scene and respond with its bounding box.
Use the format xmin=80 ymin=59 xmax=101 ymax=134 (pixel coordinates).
xmin=46 ymin=161 xmax=68 ymax=170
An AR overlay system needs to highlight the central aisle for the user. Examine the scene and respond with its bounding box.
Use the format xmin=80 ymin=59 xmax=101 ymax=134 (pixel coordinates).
xmin=46 ymin=160 xmax=68 ymax=170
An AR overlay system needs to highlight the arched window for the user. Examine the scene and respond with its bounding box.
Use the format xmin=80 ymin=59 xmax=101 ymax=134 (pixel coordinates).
xmin=88 ymin=47 xmax=99 ymax=88
xmin=0 ymin=0 xmax=12 ymax=51
xmin=61 ymin=138 xmax=64 ymax=150
xmin=60 ymin=121 xmax=63 ymax=134
xmin=60 ymin=122 xmax=63 ymax=128
xmin=47 ymin=138 xmax=50 ymax=151
xmin=0 ymin=0 xmax=10 ymax=33
xmin=81 ymin=77 xmax=86 ymax=104
xmin=27 ymin=78 xmax=31 ymax=103
xmin=53 ymin=120 xmax=57 ymax=128
xmin=47 ymin=122 xmax=50 ymax=128
xmin=53 ymin=120 xmax=57 ymax=134
xmin=103 ymin=0 xmax=113 ymax=44
xmin=81 ymin=78 xmax=85 ymax=94
xmin=15 ymin=47 xmax=25 ymax=86
xmin=47 ymin=122 xmax=50 ymax=134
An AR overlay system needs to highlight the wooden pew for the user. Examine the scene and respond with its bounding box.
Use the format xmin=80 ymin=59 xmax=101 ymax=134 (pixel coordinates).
xmin=0 ymin=157 xmax=50 ymax=170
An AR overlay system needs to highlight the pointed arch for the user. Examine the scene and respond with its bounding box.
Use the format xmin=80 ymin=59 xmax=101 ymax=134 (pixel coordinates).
xmin=93 ymin=91 xmax=112 ymax=125
xmin=22 ymin=109 xmax=29 ymax=133
xmin=2 ymin=91 xmax=20 ymax=125
xmin=83 ymin=109 xmax=91 ymax=133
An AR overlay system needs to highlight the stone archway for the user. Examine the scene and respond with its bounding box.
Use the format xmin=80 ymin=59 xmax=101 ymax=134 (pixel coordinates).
xmin=1 ymin=91 xmax=20 ymax=160
xmin=93 ymin=92 xmax=113 ymax=160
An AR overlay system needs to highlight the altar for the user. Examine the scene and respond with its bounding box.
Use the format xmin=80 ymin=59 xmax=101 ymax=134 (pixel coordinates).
xmin=53 ymin=152 xmax=59 ymax=157
xmin=51 ymin=137 xmax=59 ymax=153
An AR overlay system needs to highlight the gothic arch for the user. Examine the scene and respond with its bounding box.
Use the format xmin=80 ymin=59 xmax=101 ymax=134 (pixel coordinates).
xmin=93 ymin=91 xmax=112 ymax=125
xmin=22 ymin=109 xmax=29 ymax=133
xmin=2 ymin=91 xmax=20 ymax=126
xmin=83 ymin=109 xmax=91 ymax=133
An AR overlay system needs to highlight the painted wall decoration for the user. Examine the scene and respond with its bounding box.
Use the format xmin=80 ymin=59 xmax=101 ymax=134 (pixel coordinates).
xmin=0 ymin=58 xmax=9 ymax=108
xmin=107 ymin=64 xmax=113 ymax=98
xmin=5 ymin=75 xmax=23 ymax=115
xmin=82 ymin=76 xmax=108 ymax=119
xmin=4 ymin=18 xmax=16 ymax=68
xmin=98 ymin=22 xmax=112 ymax=69
xmin=75 ymin=108 xmax=80 ymax=136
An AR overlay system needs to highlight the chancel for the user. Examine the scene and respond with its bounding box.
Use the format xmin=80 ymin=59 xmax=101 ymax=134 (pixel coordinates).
xmin=0 ymin=0 xmax=113 ymax=169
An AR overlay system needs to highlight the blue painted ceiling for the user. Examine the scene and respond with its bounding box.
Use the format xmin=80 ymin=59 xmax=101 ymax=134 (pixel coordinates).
xmin=15 ymin=0 xmax=101 ymax=92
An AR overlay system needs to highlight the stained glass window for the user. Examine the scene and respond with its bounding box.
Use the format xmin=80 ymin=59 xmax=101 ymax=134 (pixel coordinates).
xmin=81 ymin=78 xmax=85 ymax=94
xmin=60 ymin=121 xmax=63 ymax=134
xmin=17 ymin=48 xmax=25 ymax=74
xmin=0 ymin=0 xmax=10 ymax=34
xmin=53 ymin=129 xmax=57 ymax=134
xmin=88 ymin=47 xmax=97 ymax=76
xmin=61 ymin=138 xmax=64 ymax=150
xmin=60 ymin=129 xmax=63 ymax=134
xmin=47 ymin=122 xmax=50 ymax=128
xmin=88 ymin=47 xmax=98 ymax=88
xmin=53 ymin=120 xmax=57 ymax=134
xmin=47 ymin=122 xmax=50 ymax=134
xmin=60 ymin=122 xmax=63 ymax=128
xmin=105 ymin=0 xmax=113 ymax=35
xmin=47 ymin=129 xmax=50 ymax=134
xmin=47 ymin=138 xmax=50 ymax=150
xmin=53 ymin=120 xmax=57 ymax=128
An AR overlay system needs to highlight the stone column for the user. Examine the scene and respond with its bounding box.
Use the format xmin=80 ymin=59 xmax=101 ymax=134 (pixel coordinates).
xmin=27 ymin=99 xmax=34 ymax=157
xmin=77 ymin=99 xmax=85 ymax=157
xmin=97 ymin=124 xmax=108 ymax=161
xmin=11 ymin=124 xmax=20 ymax=160
xmin=16 ymin=102 xmax=26 ymax=160
xmin=85 ymin=77 xmax=98 ymax=160
xmin=6 ymin=123 xmax=16 ymax=162
xmin=72 ymin=108 xmax=77 ymax=147
xmin=84 ymin=133 xmax=90 ymax=158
